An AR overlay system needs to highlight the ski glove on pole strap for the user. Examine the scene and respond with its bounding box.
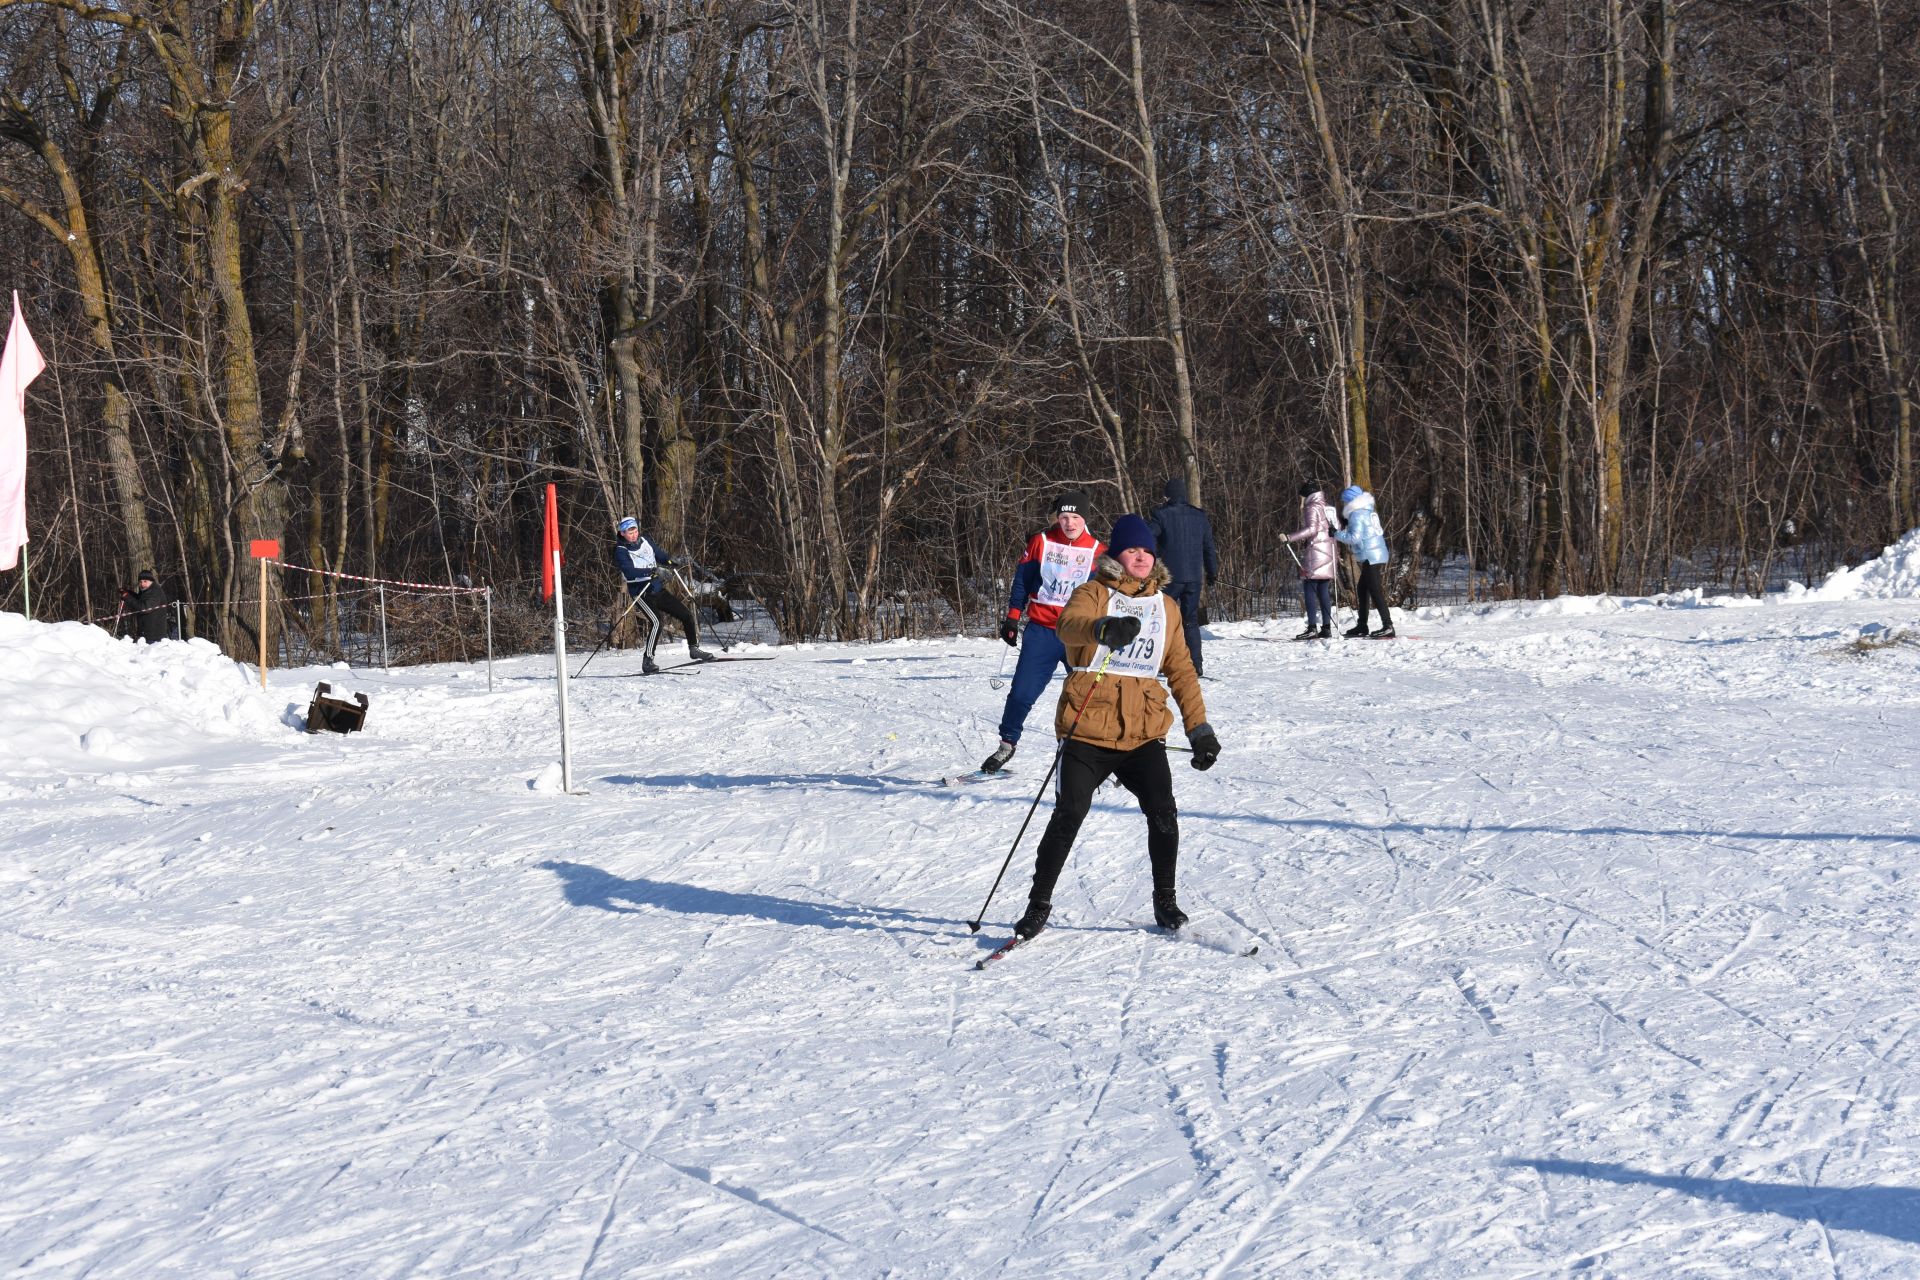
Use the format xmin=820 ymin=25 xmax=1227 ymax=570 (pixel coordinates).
xmin=1188 ymin=726 xmax=1221 ymax=771
xmin=999 ymin=618 xmax=1021 ymax=647
xmin=1093 ymin=614 xmax=1142 ymax=650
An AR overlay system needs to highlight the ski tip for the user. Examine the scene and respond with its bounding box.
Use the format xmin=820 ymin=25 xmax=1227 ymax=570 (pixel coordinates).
xmin=940 ymin=769 xmax=1010 ymax=786
xmin=974 ymin=936 xmax=1025 ymax=969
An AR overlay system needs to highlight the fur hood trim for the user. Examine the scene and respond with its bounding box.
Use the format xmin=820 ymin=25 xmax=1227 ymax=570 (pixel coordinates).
xmin=1096 ymin=554 xmax=1172 ymax=594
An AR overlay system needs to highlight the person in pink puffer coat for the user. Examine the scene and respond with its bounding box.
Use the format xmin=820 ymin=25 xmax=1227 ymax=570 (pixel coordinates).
xmin=1283 ymin=482 xmax=1338 ymax=640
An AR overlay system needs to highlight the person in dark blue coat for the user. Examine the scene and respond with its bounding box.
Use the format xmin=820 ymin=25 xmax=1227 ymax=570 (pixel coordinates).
xmin=1146 ymin=477 xmax=1219 ymax=675
xmin=612 ymin=516 xmax=714 ymax=673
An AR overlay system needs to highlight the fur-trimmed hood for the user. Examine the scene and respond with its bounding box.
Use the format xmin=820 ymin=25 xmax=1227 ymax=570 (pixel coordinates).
xmin=1096 ymin=554 xmax=1172 ymax=595
xmin=1052 ymin=554 xmax=1208 ymax=752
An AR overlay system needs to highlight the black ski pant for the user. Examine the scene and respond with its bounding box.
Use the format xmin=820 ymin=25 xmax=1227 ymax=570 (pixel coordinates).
xmin=1025 ymin=739 xmax=1178 ymax=907
xmin=1167 ymin=581 xmax=1204 ymax=675
xmin=632 ymin=584 xmax=700 ymax=657
xmin=1355 ymin=562 xmax=1392 ymax=631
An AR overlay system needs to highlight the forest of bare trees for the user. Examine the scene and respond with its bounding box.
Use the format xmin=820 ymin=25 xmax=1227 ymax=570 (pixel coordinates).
xmin=2 ymin=0 xmax=1915 ymax=653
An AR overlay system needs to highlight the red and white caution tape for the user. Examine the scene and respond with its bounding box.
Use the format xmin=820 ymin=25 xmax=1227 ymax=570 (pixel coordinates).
xmin=267 ymin=560 xmax=488 ymax=594
xmin=83 ymin=583 xmax=490 ymax=626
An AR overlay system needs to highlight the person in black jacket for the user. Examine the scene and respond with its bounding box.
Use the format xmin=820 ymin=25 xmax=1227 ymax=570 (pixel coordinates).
xmin=121 ymin=570 xmax=174 ymax=643
xmin=1146 ymin=477 xmax=1219 ymax=676
xmin=612 ymin=516 xmax=714 ymax=673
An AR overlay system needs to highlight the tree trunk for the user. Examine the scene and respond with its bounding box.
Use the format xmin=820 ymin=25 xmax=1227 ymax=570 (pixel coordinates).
xmin=1126 ymin=0 xmax=1201 ymax=504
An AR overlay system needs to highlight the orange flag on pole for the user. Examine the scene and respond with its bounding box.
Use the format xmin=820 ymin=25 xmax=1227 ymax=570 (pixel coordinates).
xmin=541 ymin=483 xmax=561 ymax=601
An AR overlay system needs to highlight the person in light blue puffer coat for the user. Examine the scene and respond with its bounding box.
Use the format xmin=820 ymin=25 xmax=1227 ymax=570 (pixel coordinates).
xmin=1333 ymin=486 xmax=1394 ymax=637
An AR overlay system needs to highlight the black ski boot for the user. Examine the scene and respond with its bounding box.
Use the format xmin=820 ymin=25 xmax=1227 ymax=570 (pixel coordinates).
xmin=1013 ymin=899 xmax=1051 ymax=939
xmin=642 ymin=655 xmax=662 ymax=675
xmin=689 ymin=646 xmax=718 ymax=662
xmin=1317 ymin=622 xmax=1333 ymax=640
xmin=1152 ymin=889 xmax=1188 ymax=931
xmin=1293 ymin=624 xmax=1319 ymax=641
xmin=980 ymin=740 xmax=1016 ymax=774
xmin=1370 ymin=626 xmax=1397 ymax=640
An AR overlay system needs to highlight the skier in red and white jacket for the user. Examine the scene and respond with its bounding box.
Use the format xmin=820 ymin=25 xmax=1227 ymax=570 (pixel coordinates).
xmin=980 ymin=490 xmax=1105 ymax=774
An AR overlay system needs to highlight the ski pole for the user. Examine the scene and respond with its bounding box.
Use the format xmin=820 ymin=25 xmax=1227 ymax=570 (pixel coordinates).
xmin=684 ymin=557 xmax=743 ymax=649
xmin=966 ymin=650 xmax=1115 ymax=933
xmin=572 ymin=592 xmax=642 ymax=679
xmin=989 ymin=643 xmax=1011 ymax=690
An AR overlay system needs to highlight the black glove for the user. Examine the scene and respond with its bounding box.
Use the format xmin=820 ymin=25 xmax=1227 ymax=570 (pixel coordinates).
xmin=1188 ymin=725 xmax=1220 ymax=771
xmin=1197 ymin=603 xmax=1210 ymax=626
xmin=1094 ymin=614 xmax=1142 ymax=650
xmin=999 ymin=617 xmax=1020 ymax=646
xmin=1206 ymin=574 xmax=1217 ymax=588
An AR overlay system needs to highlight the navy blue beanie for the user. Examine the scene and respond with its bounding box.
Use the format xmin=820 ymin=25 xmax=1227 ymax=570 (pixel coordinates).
xmin=1107 ymin=513 xmax=1157 ymax=557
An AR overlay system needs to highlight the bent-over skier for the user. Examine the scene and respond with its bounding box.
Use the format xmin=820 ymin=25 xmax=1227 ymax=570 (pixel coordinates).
xmin=1009 ymin=513 xmax=1221 ymax=941
xmin=613 ymin=516 xmax=714 ymax=673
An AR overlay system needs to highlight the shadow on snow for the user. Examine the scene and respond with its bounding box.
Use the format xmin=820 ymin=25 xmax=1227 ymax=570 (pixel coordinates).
xmin=539 ymin=859 xmax=959 ymax=939
xmin=603 ymin=771 xmax=937 ymax=792
xmin=604 ymin=770 xmax=1910 ymax=847
xmin=1271 ymin=816 xmax=1917 ymax=846
xmin=1511 ymin=1159 xmax=1920 ymax=1246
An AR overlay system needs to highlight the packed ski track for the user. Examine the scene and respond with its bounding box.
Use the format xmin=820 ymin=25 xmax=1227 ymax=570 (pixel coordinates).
xmin=3 ymin=583 xmax=1919 ymax=1277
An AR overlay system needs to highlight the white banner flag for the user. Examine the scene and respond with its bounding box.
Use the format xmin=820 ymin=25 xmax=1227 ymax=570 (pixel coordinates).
xmin=0 ymin=292 xmax=47 ymax=573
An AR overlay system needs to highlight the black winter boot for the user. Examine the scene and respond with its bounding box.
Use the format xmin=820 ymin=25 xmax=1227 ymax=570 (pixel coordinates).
xmin=1013 ymin=899 xmax=1051 ymax=939
xmin=1293 ymin=624 xmax=1318 ymax=641
xmin=1317 ymin=622 xmax=1333 ymax=640
xmin=1343 ymin=623 xmax=1369 ymax=638
xmin=1152 ymin=889 xmax=1188 ymax=931
xmin=642 ymin=655 xmax=662 ymax=675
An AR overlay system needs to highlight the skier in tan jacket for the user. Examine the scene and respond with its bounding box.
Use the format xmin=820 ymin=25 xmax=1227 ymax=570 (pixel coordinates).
xmin=1010 ymin=513 xmax=1222 ymax=941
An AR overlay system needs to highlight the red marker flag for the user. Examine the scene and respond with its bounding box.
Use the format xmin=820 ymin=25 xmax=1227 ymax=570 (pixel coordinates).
xmin=541 ymin=483 xmax=561 ymax=601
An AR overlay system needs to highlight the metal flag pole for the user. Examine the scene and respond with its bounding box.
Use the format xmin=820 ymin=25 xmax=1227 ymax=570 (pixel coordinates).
xmin=378 ymin=584 xmax=390 ymax=671
xmin=258 ymin=553 xmax=269 ymax=688
xmin=553 ymin=539 xmax=574 ymax=792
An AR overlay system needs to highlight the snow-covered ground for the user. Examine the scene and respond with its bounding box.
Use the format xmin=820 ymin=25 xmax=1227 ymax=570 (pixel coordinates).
xmin=5 ymin=539 xmax=1920 ymax=1278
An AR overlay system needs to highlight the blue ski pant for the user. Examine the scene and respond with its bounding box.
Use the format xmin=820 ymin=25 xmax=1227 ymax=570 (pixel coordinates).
xmin=996 ymin=621 xmax=1068 ymax=745
xmin=1301 ymin=578 xmax=1331 ymax=628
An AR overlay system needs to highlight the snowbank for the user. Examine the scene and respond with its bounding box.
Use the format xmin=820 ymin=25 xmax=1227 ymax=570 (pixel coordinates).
xmin=1410 ymin=585 xmax=1764 ymax=625
xmin=1403 ymin=531 xmax=1920 ymax=624
xmin=0 ymin=612 xmax=290 ymax=775
xmin=1799 ymin=527 xmax=1920 ymax=601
